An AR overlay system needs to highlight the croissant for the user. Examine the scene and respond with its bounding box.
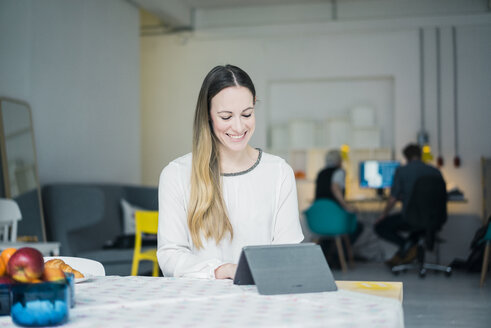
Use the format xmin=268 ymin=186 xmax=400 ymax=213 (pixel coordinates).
xmin=45 ymin=259 xmax=85 ymax=279
xmin=44 ymin=259 xmax=64 ymax=269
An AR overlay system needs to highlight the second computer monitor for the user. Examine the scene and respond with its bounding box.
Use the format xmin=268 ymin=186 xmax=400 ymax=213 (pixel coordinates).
xmin=359 ymin=160 xmax=400 ymax=189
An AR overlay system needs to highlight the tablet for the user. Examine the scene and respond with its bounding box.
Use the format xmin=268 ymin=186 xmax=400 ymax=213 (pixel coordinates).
xmin=233 ymin=243 xmax=338 ymax=295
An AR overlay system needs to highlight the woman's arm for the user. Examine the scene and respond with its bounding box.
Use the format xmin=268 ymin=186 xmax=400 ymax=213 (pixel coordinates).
xmin=157 ymin=162 xmax=224 ymax=279
xmin=376 ymin=196 xmax=398 ymax=223
xmin=330 ymin=183 xmax=356 ymax=213
xmin=272 ymin=162 xmax=304 ymax=244
xmin=330 ymin=168 xmax=356 ymax=213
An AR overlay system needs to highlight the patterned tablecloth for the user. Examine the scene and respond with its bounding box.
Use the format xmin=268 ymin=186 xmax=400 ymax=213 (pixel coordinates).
xmin=0 ymin=276 xmax=404 ymax=327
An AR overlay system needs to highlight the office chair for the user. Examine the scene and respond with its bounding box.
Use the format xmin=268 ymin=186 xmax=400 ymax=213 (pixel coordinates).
xmin=391 ymin=175 xmax=452 ymax=277
xmin=304 ymin=199 xmax=357 ymax=272
xmin=479 ymin=219 xmax=491 ymax=287
xmin=131 ymin=211 xmax=159 ymax=276
xmin=0 ymin=198 xmax=22 ymax=242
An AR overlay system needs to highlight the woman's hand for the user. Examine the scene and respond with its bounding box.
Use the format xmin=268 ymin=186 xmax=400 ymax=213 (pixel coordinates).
xmin=214 ymin=263 xmax=237 ymax=279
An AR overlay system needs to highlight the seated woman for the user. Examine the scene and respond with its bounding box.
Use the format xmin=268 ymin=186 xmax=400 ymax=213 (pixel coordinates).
xmin=315 ymin=150 xmax=356 ymax=213
xmin=314 ymin=150 xmax=364 ymax=259
xmin=157 ymin=65 xmax=304 ymax=279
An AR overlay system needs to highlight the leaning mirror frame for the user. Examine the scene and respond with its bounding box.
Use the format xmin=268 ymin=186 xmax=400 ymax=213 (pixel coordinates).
xmin=0 ymin=97 xmax=47 ymax=242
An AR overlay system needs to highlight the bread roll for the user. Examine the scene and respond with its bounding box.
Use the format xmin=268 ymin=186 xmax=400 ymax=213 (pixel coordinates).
xmin=45 ymin=259 xmax=65 ymax=269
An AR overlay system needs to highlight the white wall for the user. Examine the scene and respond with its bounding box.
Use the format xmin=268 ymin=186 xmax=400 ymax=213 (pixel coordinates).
xmin=141 ymin=27 xmax=418 ymax=181
xmin=0 ymin=0 xmax=141 ymax=185
xmin=141 ymin=13 xmax=491 ymax=262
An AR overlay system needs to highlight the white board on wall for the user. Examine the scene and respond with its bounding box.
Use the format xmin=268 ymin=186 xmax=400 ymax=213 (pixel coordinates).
xmin=268 ymin=77 xmax=394 ymax=149
xmin=326 ymin=118 xmax=351 ymax=149
xmin=289 ymin=119 xmax=316 ymax=148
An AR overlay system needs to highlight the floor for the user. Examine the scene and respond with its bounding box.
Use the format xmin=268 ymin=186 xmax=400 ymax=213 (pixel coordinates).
xmin=332 ymin=261 xmax=491 ymax=328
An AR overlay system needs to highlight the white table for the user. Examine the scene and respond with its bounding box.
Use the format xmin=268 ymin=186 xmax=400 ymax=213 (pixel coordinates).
xmin=0 ymin=242 xmax=60 ymax=256
xmin=0 ymin=276 xmax=404 ymax=327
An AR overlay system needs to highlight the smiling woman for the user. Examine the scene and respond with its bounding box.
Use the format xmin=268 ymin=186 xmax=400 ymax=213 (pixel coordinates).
xmin=157 ymin=65 xmax=304 ymax=280
xmin=209 ymin=85 xmax=256 ymax=170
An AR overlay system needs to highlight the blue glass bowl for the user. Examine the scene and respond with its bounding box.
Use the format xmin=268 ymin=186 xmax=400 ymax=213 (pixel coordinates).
xmin=64 ymin=273 xmax=75 ymax=308
xmin=0 ymin=283 xmax=12 ymax=316
xmin=11 ymin=281 xmax=69 ymax=327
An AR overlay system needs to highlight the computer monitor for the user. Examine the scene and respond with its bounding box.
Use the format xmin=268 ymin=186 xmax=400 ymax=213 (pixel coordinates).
xmin=359 ymin=160 xmax=400 ymax=189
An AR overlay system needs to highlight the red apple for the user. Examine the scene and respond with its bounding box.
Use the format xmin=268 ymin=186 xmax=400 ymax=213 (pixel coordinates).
xmin=7 ymin=247 xmax=44 ymax=283
xmin=42 ymin=267 xmax=65 ymax=282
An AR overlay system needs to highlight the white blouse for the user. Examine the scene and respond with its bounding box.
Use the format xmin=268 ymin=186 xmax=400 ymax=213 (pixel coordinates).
xmin=157 ymin=150 xmax=304 ymax=279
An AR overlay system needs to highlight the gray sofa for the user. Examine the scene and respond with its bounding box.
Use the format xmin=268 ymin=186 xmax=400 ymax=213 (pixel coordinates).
xmin=41 ymin=184 xmax=158 ymax=276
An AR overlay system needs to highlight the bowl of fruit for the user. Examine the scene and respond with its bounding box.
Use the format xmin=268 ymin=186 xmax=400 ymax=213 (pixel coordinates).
xmin=0 ymin=247 xmax=71 ymax=327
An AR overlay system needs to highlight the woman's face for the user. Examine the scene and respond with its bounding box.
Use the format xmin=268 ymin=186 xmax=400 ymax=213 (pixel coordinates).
xmin=210 ymin=86 xmax=255 ymax=154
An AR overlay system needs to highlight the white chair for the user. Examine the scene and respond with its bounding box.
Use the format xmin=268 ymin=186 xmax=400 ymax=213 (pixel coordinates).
xmin=44 ymin=256 xmax=106 ymax=277
xmin=0 ymin=198 xmax=22 ymax=242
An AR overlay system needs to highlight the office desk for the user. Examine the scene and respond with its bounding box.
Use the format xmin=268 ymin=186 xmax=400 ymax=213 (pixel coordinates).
xmin=346 ymin=197 xmax=388 ymax=204
xmin=346 ymin=196 xmax=468 ymax=204
xmin=0 ymin=276 xmax=404 ymax=327
xmin=344 ymin=197 xmax=467 ymax=215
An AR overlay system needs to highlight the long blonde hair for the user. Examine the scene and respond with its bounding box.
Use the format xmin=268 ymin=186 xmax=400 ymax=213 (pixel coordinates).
xmin=188 ymin=65 xmax=256 ymax=249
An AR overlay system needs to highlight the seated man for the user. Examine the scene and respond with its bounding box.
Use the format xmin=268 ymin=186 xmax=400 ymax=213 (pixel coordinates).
xmin=315 ymin=150 xmax=364 ymax=258
xmin=375 ymin=143 xmax=444 ymax=266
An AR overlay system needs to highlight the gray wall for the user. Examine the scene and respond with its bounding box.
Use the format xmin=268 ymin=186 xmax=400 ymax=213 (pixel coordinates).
xmin=0 ymin=0 xmax=141 ymax=185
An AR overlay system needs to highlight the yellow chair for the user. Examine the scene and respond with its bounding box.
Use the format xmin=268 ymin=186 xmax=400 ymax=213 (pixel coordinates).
xmin=131 ymin=211 xmax=159 ymax=276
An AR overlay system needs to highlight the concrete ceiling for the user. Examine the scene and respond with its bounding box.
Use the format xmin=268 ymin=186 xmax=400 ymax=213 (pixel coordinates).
xmin=129 ymin=0 xmax=490 ymax=31
xmin=130 ymin=0 xmax=331 ymax=27
xmin=185 ymin=0 xmax=328 ymax=9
